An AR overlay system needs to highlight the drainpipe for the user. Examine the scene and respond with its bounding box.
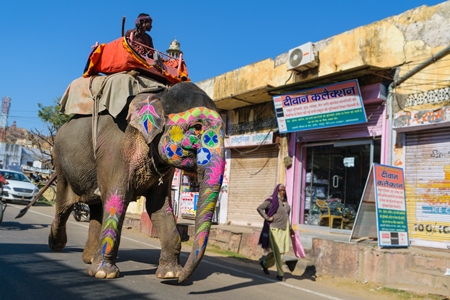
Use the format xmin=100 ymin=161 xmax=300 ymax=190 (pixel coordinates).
xmin=387 ymin=70 xmax=399 ymax=166
xmin=388 ymin=45 xmax=450 ymax=165
xmin=288 ymin=131 xmax=297 ymax=224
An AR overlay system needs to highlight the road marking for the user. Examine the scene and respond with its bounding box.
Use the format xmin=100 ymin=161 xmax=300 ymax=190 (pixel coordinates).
xmin=11 ymin=204 xmax=344 ymax=300
xmin=197 ymin=257 xmax=344 ymax=300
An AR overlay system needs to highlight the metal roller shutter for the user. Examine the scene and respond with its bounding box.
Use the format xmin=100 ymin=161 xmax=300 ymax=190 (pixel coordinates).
xmin=228 ymin=145 xmax=279 ymax=226
xmin=405 ymin=127 xmax=450 ymax=248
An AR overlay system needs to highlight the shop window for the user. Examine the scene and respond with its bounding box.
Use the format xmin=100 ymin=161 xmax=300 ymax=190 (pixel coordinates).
xmin=303 ymin=139 xmax=380 ymax=229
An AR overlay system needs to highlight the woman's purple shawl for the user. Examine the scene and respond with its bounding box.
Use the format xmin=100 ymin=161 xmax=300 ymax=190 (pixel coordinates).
xmin=258 ymin=184 xmax=282 ymax=249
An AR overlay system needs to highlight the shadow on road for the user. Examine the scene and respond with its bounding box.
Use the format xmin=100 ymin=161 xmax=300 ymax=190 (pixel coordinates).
xmin=179 ymin=253 xmax=317 ymax=294
xmin=0 ymin=243 xmax=162 ymax=300
xmin=0 ymin=221 xmax=50 ymax=231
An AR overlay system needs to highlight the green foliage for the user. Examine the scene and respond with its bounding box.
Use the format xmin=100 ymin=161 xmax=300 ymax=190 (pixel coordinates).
xmin=380 ymin=287 xmax=447 ymax=299
xmin=37 ymin=97 xmax=72 ymax=131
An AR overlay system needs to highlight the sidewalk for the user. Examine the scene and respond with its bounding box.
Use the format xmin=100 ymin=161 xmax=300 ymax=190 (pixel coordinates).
xmin=125 ymin=213 xmax=450 ymax=296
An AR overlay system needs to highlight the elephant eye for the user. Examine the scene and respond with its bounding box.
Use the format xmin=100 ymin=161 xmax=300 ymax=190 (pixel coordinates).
xmin=193 ymin=124 xmax=202 ymax=131
xmin=190 ymin=122 xmax=203 ymax=135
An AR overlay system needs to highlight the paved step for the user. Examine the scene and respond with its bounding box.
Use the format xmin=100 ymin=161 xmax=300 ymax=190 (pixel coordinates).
xmin=404 ymin=267 xmax=450 ymax=293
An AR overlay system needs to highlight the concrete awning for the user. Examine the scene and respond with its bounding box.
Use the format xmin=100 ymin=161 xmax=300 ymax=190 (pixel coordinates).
xmin=214 ymin=85 xmax=274 ymax=110
xmin=268 ymin=65 xmax=395 ymax=96
xmin=213 ymin=66 xmax=395 ymax=111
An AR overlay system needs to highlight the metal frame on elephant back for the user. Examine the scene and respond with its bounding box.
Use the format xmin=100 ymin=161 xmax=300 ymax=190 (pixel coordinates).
xmin=83 ymin=36 xmax=190 ymax=86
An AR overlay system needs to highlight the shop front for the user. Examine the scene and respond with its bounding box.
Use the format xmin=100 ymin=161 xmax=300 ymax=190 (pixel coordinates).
xmin=225 ymin=132 xmax=279 ymax=226
xmin=301 ymin=139 xmax=381 ymax=228
xmin=394 ymin=95 xmax=450 ymax=249
xmin=275 ymin=81 xmax=388 ymax=229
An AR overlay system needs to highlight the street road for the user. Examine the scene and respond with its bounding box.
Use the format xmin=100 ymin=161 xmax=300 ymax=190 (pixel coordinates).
xmin=1 ymin=203 xmax=366 ymax=300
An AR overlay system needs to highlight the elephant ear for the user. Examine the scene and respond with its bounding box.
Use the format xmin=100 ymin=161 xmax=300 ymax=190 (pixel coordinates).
xmin=127 ymin=94 xmax=165 ymax=144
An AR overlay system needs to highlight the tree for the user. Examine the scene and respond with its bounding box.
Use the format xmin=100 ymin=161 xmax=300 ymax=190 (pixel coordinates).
xmin=36 ymin=97 xmax=72 ymax=132
xmin=28 ymin=98 xmax=72 ymax=167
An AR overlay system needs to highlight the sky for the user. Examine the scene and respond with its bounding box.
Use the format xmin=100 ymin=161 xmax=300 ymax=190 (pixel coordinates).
xmin=0 ymin=0 xmax=445 ymax=132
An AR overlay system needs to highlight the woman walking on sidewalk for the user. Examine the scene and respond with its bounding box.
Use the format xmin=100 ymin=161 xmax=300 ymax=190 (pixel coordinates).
xmin=257 ymin=183 xmax=293 ymax=281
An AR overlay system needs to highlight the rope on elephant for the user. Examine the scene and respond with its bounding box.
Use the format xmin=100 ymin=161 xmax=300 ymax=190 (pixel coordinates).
xmin=150 ymin=144 xmax=172 ymax=185
xmin=89 ymin=74 xmax=114 ymax=158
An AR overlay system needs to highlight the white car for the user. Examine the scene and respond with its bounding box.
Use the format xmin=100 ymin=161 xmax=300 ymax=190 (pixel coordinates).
xmin=0 ymin=170 xmax=40 ymax=203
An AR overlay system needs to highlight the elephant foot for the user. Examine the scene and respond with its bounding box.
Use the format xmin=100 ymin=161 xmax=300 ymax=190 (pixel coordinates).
xmin=88 ymin=261 xmax=120 ymax=279
xmin=156 ymin=263 xmax=183 ymax=279
xmin=82 ymin=251 xmax=94 ymax=264
xmin=82 ymin=243 xmax=98 ymax=264
xmin=48 ymin=224 xmax=67 ymax=251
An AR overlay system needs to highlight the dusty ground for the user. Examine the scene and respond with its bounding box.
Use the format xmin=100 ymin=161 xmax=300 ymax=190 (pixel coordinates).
xmin=200 ymin=243 xmax=449 ymax=300
xmin=129 ymin=231 xmax=448 ymax=300
xmin=314 ymin=275 xmax=449 ymax=300
xmin=199 ymin=242 xmax=449 ymax=300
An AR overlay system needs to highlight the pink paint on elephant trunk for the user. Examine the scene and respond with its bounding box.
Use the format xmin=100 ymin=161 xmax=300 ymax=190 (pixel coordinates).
xmin=178 ymin=146 xmax=225 ymax=282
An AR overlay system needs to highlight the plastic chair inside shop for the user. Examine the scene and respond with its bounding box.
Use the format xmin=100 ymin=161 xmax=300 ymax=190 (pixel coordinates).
xmin=316 ymin=199 xmax=344 ymax=229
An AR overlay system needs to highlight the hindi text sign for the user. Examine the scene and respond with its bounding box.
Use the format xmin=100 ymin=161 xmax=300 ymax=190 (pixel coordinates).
xmin=273 ymin=80 xmax=367 ymax=133
xmin=350 ymin=163 xmax=409 ymax=248
xmin=374 ymin=164 xmax=409 ymax=247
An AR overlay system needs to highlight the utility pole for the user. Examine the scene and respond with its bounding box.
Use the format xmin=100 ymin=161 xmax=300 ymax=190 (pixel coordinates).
xmin=0 ymin=96 xmax=11 ymax=143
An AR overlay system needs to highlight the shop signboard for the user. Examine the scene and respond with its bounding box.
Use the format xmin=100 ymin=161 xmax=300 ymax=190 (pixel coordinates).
xmin=172 ymin=168 xmax=181 ymax=188
xmin=374 ymin=164 xmax=409 ymax=247
xmin=272 ymin=79 xmax=367 ymax=133
xmin=180 ymin=192 xmax=198 ymax=219
xmin=350 ymin=163 xmax=409 ymax=248
xmin=224 ymin=132 xmax=273 ymax=148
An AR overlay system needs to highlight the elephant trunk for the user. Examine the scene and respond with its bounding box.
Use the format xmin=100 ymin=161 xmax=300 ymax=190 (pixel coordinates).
xmin=178 ymin=146 xmax=225 ymax=282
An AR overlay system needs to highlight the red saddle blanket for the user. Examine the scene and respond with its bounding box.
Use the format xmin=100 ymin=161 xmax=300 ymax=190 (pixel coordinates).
xmin=83 ymin=37 xmax=189 ymax=85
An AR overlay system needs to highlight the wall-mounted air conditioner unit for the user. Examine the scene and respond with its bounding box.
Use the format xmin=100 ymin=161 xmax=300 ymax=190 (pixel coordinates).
xmin=287 ymin=42 xmax=318 ymax=72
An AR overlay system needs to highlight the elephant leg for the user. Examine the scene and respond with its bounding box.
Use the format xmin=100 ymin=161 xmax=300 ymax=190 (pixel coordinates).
xmin=48 ymin=177 xmax=79 ymax=251
xmin=146 ymin=177 xmax=182 ymax=279
xmin=82 ymin=202 xmax=103 ymax=264
xmin=87 ymin=190 xmax=128 ymax=279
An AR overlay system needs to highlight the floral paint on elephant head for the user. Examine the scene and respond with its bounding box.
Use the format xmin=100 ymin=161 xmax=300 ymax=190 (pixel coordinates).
xmin=181 ymin=135 xmax=201 ymax=151
xmin=138 ymin=100 xmax=161 ymax=135
xmin=197 ymin=148 xmax=211 ymax=165
xmin=166 ymin=107 xmax=222 ymax=125
xmin=158 ymin=107 xmax=226 ymax=263
xmin=165 ymin=143 xmax=184 ymax=162
xmin=159 ymin=107 xmax=224 ymax=168
xmin=202 ymin=129 xmax=220 ymax=148
xmin=167 ymin=125 xmax=185 ymax=143
xmin=101 ymin=191 xmax=125 ymax=257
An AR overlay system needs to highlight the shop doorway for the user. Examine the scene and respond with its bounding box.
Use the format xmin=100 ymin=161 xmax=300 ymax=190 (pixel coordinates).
xmin=303 ymin=139 xmax=380 ymax=228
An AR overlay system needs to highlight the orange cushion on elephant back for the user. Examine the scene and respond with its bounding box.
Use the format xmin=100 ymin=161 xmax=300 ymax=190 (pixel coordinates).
xmin=83 ymin=37 xmax=189 ymax=84
xmin=83 ymin=37 xmax=151 ymax=77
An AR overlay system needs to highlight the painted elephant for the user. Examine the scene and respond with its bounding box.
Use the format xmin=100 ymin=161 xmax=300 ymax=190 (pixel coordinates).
xmin=48 ymin=82 xmax=225 ymax=282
